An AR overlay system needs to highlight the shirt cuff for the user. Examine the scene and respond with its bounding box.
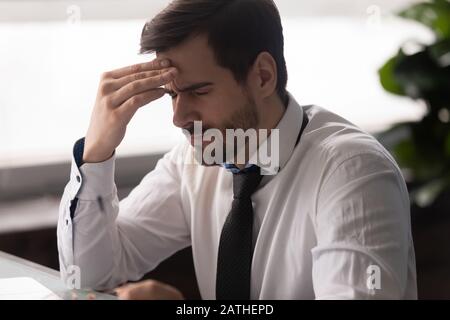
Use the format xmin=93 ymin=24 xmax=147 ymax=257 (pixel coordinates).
xmin=70 ymin=138 xmax=116 ymax=201
xmin=77 ymin=154 xmax=116 ymax=200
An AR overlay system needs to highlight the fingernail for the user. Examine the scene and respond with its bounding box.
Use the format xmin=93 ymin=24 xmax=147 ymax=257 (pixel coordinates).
xmin=160 ymin=59 xmax=170 ymax=68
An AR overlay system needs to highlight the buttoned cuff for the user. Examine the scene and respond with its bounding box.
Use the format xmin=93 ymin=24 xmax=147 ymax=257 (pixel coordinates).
xmin=77 ymin=154 xmax=116 ymax=200
xmin=68 ymin=138 xmax=116 ymax=201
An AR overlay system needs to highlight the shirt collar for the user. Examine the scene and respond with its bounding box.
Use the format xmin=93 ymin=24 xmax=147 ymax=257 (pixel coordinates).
xmin=223 ymin=91 xmax=304 ymax=176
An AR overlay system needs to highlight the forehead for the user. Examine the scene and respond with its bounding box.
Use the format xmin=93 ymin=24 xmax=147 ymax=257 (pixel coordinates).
xmin=157 ymin=35 xmax=223 ymax=85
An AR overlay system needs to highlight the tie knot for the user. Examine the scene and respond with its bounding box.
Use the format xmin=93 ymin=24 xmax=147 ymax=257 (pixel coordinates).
xmin=232 ymin=166 xmax=263 ymax=199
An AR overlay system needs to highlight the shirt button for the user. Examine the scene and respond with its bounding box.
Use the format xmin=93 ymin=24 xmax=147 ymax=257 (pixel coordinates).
xmin=76 ymin=175 xmax=81 ymax=183
xmin=66 ymin=219 xmax=69 ymax=226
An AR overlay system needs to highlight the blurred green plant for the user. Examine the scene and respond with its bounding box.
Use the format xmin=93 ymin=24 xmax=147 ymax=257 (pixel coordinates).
xmin=378 ymin=0 xmax=450 ymax=207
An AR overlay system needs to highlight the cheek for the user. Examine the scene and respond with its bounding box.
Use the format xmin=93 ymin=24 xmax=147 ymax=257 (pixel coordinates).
xmin=207 ymin=102 xmax=235 ymax=127
xmin=198 ymin=88 xmax=247 ymax=128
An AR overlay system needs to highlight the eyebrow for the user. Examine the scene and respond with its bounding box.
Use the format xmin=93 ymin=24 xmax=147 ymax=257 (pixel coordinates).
xmin=165 ymin=82 xmax=214 ymax=94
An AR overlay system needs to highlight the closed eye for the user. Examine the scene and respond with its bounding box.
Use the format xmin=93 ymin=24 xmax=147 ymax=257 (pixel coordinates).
xmin=193 ymin=91 xmax=208 ymax=96
xmin=165 ymin=90 xmax=209 ymax=99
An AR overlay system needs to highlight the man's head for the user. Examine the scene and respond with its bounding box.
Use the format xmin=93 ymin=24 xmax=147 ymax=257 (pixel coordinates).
xmin=140 ymin=0 xmax=288 ymax=152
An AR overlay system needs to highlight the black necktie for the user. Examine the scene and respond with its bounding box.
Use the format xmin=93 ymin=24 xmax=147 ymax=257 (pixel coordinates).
xmin=216 ymin=166 xmax=263 ymax=300
xmin=215 ymin=108 xmax=309 ymax=300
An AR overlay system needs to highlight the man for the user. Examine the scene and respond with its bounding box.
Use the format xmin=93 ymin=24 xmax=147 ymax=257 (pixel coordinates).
xmin=57 ymin=0 xmax=417 ymax=299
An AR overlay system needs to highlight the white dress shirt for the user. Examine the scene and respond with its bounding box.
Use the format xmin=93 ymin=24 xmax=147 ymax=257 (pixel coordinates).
xmin=57 ymin=93 xmax=417 ymax=299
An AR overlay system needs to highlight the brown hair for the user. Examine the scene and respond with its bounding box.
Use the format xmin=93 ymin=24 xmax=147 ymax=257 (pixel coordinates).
xmin=140 ymin=0 xmax=288 ymax=104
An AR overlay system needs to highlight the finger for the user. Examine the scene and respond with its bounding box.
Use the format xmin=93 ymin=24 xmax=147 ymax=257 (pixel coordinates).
xmin=114 ymin=283 xmax=136 ymax=299
xmin=107 ymin=58 xmax=171 ymax=79
xmin=110 ymin=68 xmax=177 ymax=106
xmin=116 ymin=290 xmax=132 ymax=300
xmin=112 ymin=69 xmax=165 ymax=90
xmin=117 ymin=88 xmax=166 ymax=123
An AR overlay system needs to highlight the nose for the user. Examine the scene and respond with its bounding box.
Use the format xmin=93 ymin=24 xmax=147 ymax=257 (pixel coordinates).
xmin=172 ymin=93 xmax=199 ymax=129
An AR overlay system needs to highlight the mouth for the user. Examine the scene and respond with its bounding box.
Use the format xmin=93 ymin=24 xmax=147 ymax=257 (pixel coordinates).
xmin=189 ymin=134 xmax=211 ymax=147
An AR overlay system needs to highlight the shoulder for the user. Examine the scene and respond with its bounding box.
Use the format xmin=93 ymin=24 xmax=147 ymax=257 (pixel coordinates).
xmin=302 ymin=105 xmax=401 ymax=176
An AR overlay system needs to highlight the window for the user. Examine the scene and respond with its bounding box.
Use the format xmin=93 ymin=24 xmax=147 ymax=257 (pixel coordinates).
xmin=0 ymin=0 xmax=427 ymax=169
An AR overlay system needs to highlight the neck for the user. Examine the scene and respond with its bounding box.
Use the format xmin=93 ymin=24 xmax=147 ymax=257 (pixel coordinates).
xmin=233 ymin=94 xmax=287 ymax=169
xmin=259 ymin=94 xmax=287 ymax=133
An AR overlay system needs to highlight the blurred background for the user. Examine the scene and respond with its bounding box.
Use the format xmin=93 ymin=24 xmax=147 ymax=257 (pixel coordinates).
xmin=0 ymin=0 xmax=449 ymax=299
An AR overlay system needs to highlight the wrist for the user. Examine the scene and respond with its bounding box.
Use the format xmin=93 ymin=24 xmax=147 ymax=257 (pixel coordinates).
xmin=83 ymin=147 xmax=114 ymax=164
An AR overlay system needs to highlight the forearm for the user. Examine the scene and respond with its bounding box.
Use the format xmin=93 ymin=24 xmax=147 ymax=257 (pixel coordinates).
xmin=57 ymin=139 xmax=124 ymax=290
xmin=57 ymin=139 xmax=191 ymax=291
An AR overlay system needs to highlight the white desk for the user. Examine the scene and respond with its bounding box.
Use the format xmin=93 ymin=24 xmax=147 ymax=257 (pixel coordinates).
xmin=0 ymin=251 xmax=115 ymax=300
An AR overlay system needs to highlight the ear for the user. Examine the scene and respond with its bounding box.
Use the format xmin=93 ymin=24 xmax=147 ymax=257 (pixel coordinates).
xmin=248 ymin=52 xmax=278 ymax=100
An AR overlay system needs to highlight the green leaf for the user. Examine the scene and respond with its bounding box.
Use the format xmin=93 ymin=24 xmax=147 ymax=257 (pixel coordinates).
xmin=393 ymin=139 xmax=416 ymax=168
xmin=392 ymin=46 xmax=450 ymax=102
xmin=399 ymin=1 xmax=450 ymax=39
xmin=378 ymin=56 xmax=405 ymax=96
xmin=428 ymin=39 xmax=450 ymax=66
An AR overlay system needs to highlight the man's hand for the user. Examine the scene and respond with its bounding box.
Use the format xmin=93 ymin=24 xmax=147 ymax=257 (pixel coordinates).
xmin=114 ymin=279 xmax=184 ymax=300
xmin=83 ymin=59 xmax=177 ymax=163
